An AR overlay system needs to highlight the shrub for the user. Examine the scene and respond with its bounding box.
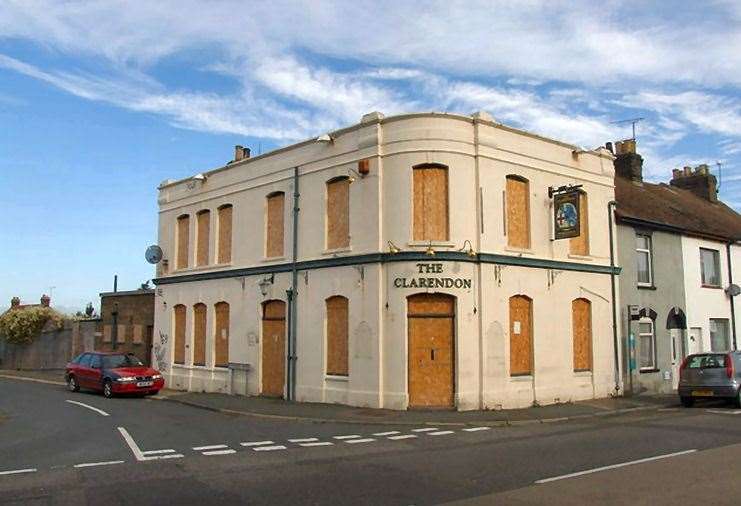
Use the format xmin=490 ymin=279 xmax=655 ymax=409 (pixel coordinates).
xmin=0 ymin=307 xmax=65 ymax=345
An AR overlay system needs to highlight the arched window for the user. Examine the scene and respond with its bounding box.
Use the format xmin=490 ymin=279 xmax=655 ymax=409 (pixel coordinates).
xmin=196 ymin=209 xmax=210 ymax=266
xmin=413 ymin=164 xmax=449 ymax=241
xmin=509 ymin=295 xmax=533 ymax=376
xmin=173 ymin=305 xmax=186 ymax=365
xmin=176 ymin=214 xmax=190 ymax=269
xmin=214 ymin=302 xmax=230 ymax=368
xmin=266 ymin=192 xmax=285 ymax=257
xmin=326 ymin=296 xmax=349 ymax=376
xmin=326 ymin=177 xmax=350 ymax=249
xmin=570 ymin=192 xmax=589 ymax=255
xmin=193 ymin=303 xmax=207 ymax=366
xmin=217 ymin=204 xmax=233 ymax=263
xmin=572 ymin=298 xmax=592 ymax=372
xmin=506 ymin=175 xmax=530 ymax=249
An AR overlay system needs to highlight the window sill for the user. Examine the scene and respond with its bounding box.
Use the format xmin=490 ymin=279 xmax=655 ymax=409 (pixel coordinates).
xmin=322 ymin=246 xmax=352 ymax=256
xmin=573 ymin=370 xmax=593 ymax=377
xmin=567 ymin=254 xmax=593 ymax=261
xmin=407 ymin=241 xmax=456 ymax=248
xmin=509 ymin=374 xmax=533 ymax=381
xmin=701 ymin=284 xmax=722 ymax=290
xmin=261 ymin=256 xmax=287 ymax=263
xmin=503 ymin=246 xmax=534 ymax=255
xmin=637 ymin=284 xmax=657 ymax=290
xmin=639 ymin=368 xmax=660 ymax=374
xmin=325 ymin=375 xmax=349 ymax=382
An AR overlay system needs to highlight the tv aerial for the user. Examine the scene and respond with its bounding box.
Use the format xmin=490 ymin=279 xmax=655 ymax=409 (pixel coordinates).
xmin=145 ymin=245 xmax=163 ymax=264
xmin=611 ymin=117 xmax=644 ymax=140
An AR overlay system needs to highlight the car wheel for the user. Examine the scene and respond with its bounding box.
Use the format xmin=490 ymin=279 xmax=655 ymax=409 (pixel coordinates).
xmin=680 ymin=396 xmax=694 ymax=408
xmin=103 ymin=380 xmax=114 ymax=398
xmin=67 ymin=375 xmax=79 ymax=392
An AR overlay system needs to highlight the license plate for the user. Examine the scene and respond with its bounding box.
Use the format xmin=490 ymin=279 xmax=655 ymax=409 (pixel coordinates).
xmin=691 ymin=390 xmax=713 ymax=397
xmin=137 ymin=381 xmax=153 ymax=387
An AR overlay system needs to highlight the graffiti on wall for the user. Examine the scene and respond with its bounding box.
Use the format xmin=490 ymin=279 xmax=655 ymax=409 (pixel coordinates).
xmin=153 ymin=330 xmax=169 ymax=372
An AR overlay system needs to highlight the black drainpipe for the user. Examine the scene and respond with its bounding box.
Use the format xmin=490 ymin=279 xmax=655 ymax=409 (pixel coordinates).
xmin=608 ymin=201 xmax=620 ymax=394
xmin=286 ymin=166 xmax=300 ymax=401
xmin=728 ymin=242 xmax=737 ymax=350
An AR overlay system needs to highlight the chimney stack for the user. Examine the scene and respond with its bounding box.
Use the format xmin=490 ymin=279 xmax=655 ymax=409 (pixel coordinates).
xmin=10 ymin=296 xmax=20 ymax=309
xmin=613 ymin=139 xmax=644 ymax=183
xmin=670 ymin=164 xmax=718 ymax=202
xmin=234 ymin=145 xmax=251 ymax=162
xmin=40 ymin=294 xmax=51 ymax=307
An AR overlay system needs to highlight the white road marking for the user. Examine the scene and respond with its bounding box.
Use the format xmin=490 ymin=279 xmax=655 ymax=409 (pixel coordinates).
xmin=345 ymin=438 xmax=375 ymax=444
xmin=240 ymin=441 xmax=274 ymax=447
xmin=388 ymin=434 xmax=417 ymax=440
xmin=288 ymin=438 xmax=318 ymax=443
xmin=157 ymin=454 xmax=184 ymax=460
xmin=411 ymin=427 xmax=438 ymax=432
xmin=66 ymin=400 xmax=110 ymax=417
xmin=707 ymin=409 xmax=741 ymax=415
xmin=202 ymin=449 xmax=236 ymax=456
xmin=74 ymin=460 xmax=125 ymax=468
xmin=428 ymin=430 xmax=455 ymax=436
xmin=463 ymin=427 xmax=491 ymax=432
xmin=535 ymin=449 xmax=698 ymax=484
xmin=117 ymin=427 xmax=146 ymax=461
xmin=142 ymin=449 xmax=176 ymax=455
xmin=333 ymin=435 xmax=361 ymax=440
xmin=0 ymin=468 xmax=36 ymax=476
xmin=253 ymin=445 xmax=287 ymax=452
xmin=192 ymin=444 xmax=228 ymax=451
xmin=373 ymin=431 xmax=400 ymax=436
xmin=300 ymin=441 xmax=334 ymax=447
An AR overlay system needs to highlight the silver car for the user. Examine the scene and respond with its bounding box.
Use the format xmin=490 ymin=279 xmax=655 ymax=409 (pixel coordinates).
xmin=678 ymin=352 xmax=741 ymax=407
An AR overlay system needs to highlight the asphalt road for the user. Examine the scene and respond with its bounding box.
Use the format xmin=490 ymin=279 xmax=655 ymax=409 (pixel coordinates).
xmin=2 ymin=377 xmax=741 ymax=505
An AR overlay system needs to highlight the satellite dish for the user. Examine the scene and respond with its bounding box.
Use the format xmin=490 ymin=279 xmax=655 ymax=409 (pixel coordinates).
xmin=726 ymin=284 xmax=741 ymax=297
xmin=145 ymin=245 xmax=163 ymax=264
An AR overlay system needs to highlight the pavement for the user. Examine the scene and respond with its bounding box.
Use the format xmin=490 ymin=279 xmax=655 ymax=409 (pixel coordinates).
xmin=0 ymin=368 xmax=677 ymax=426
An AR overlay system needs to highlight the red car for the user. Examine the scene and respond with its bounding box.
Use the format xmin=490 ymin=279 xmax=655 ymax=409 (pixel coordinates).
xmin=65 ymin=351 xmax=165 ymax=398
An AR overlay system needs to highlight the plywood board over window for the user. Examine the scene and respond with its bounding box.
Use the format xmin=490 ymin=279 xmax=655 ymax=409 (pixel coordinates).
xmin=262 ymin=300 xmax=286 ymax=397
xmin=217 ymin=204 xmax=233 ymax=264
xmin=572 ymin=298 xmax=592 ymax=371
xmin=196 ymin=210 xmax=210 ymax=266
xmin=413 ymin=165 xmax=449 ymax=241
xmin=509 ymin=295 xmax=533 ymax=376
xmin=193 ymin=303 xmax=207 ymax=366
xmin=176 ymin=214 xmax=190 ymax=269
xmin=506 ymin=176 xmax=530 ymax=248
xmin=326 ymin=178 xmax=350 ymax=249
xmin=326 ymin=296 xmax=349 ymax=376
xmin=173 ymin=305 xmax=186 ymax=365
xmin=570 ymin=192 xmax=589 ymax=256
xmin=266 ymin=192 xmax=285 ymax=257
xmin=214 ymin=302 xmax=229 ymax=367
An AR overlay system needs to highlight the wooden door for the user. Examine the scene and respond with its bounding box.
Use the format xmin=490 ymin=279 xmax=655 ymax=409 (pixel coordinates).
xmin=262 ymin=300 xmax=286 ymax=397
xmin=408 ymin=294 xmax=455 ymax=408
xmin=509 ymin=295 xmax=533 ymax=376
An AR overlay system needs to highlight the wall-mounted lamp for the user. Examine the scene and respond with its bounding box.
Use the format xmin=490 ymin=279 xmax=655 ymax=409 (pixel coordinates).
xmin=458 ymin=240 xmax=476 ymax=257
xmin=315 ymin=133 xmax=334 ymax=143
xmin=387 ymin=241 xmax=401 ymax=254
xmin=258 ymin=274 xmax=275 ymax=296
xmin=425 ymin=241 xmax=436 ymax=256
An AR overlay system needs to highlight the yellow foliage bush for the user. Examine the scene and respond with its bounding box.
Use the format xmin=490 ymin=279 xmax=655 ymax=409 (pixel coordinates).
xmin=0 ymin=307 xmax=65 ymax=345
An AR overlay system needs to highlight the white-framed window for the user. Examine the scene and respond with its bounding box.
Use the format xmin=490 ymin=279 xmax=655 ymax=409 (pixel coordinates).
xmin=638 ymin=317 xmax=656 ymax=371
xmin=709 ymin=318 xmax=730 ymax=351
xmin=700 ymin=248 xmax=721 ymax=287
xmin=636 ymin=233 xmax=652 ymax=286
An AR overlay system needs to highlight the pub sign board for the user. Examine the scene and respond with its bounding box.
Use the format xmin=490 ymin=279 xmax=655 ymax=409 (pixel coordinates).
xmin=554 ymin=190 xmax=580 ymax=239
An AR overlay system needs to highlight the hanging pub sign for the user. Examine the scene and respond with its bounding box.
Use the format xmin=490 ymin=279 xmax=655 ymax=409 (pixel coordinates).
xmin=553 ymin=190 xmax=580 ymax=239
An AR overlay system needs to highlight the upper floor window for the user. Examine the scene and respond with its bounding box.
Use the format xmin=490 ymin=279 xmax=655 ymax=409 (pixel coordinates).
xmin=196 ymin=209 xmax=210 ymax=267
xmin=569 ymin=192 xmax=589 ymax=256
xmin=636 ymin=233 xmax=653 ymax=286
xmin=176 ymin=214 xmax=190 ymax=269
xmin=266 ymin=192 xmax=285 ymax=258
xmin=217 ymin=204 xmax=233 ymax=264
xmin=326 ymin=177 xmax=350 ymax=250
xmin=413 ymin=165 xmax=449 ymax=241
xmin=700 ymin=248 xmax=721 ymax=287
xmin=506 ymin=175 xmax=530 ymax=249
xmin=638 ymin=317 xmax=656 ymax=371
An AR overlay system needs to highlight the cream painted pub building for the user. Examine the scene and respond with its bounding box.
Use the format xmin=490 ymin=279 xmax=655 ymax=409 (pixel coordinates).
xmin=153 ymin=112 xmax=621 ymax=410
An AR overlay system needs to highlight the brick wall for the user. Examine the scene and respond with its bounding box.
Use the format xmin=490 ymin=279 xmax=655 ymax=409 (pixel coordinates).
xmin=97 ymin=290 xmax=155 ymax=365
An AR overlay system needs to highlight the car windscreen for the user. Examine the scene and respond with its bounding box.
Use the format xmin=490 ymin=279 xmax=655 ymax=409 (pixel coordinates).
xmin=103 ymin=354 xmax=144 ymax=369
xmin=685 ymin=354 xmax=727 ymax=369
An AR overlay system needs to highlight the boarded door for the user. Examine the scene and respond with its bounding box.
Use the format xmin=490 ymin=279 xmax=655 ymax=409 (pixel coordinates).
xmin=193 ymin=303 xmax=207 ymax=366
xmin=572 ymin=298 xmax=592 ymax=372
xmin=408 ymin=293 xmax=455 ymax=408
xmin=510 ymin=295 xmax=533 ymax=376
xmin=173 ymin=305 xmax=186 ymax=365
xmin=262 ymin=300 xmax=286 ymax=397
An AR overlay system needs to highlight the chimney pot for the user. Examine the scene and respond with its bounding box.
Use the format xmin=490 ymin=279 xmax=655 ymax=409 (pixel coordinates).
xmin=672 ymin=169 xmax=682 ymax=179
xmin=613 ymin=140 xmax=643 ymax=182
xmin=40 ymin=294 xmax=50 ymax=307
xmin=670 ymin=163 xmax=718 ymax=202
xmin=234 ymin=145 xmax=250 ymax=162
xmin=10 ymin=296 xmax=20 ymax=308
xmin=605 ymin=142 xmax=614 ymax=154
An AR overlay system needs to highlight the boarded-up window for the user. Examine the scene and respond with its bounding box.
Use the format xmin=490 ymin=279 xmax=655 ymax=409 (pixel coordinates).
xmin=103 ymin=325 xmax=112 ymax=343
xmin=214 ymin=302 xmax=229 ymax=367
xmin=413 ymin=165 xmax=449 ymax=241
xmin=266 ymin=192 xmax=285 ymax=257
xmin=117 ymin=324 xmax=127 ymax=344
xmin=176 ymin=214 xmax=190 ymax=269
xmin=217 ymin=204 xmax=233 ymax=264
xmin=572 ymin=298 xmax=592 ymax=371
xmin=509 ymin=295 xmax=533 ymax=376
xmin=506 ymin=176 xmax=530 ymax=248
xmin=570 ymin=192 xmax=589 ymax=255
xmin=132 ymin=325 xmax=143 ymax=344
xmin=193 ymin=303 xmax=207 ymax=366
xmin=326 ymin=178 xmax=350 ymax=249
xmin=173 ymin=305 xmax=186 ymax=365
xmin=196 ymin=209 xmax=210 ymax=266
xmin=326 ymin=296 xmax=349 ymax=376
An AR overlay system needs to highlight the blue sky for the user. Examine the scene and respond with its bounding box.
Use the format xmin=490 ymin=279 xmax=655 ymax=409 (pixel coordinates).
xmin=1 ymin=1 xmax=739 ymax=312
